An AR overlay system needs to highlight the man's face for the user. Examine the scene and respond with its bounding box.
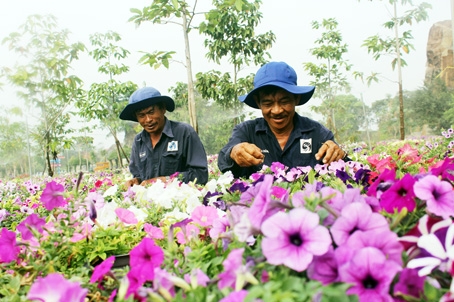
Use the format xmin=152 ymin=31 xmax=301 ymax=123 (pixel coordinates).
xmin=255 ymin=88 xmax=300 ymax=133
xmin=135 ymin=105 xmax=166 ymax=135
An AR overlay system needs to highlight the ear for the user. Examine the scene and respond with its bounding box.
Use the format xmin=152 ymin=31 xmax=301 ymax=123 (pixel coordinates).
xmin=254 ymin=95 xmax=261 ymax=108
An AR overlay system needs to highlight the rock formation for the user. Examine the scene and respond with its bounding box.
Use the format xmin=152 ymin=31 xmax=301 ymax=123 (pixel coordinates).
xmin=425 ymin=20 xmax=454 ymax=89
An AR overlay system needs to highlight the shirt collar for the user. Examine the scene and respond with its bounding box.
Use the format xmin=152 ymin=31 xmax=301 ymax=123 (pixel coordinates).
xmin=137 ymin=117 xmax=174 ymax=141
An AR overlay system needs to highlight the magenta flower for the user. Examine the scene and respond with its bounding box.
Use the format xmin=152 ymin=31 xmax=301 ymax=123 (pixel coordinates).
xmin=191 ymin=205 xmax=219 ymax=227
xmin=0 ymin=227 xmax=20 ymax=263
xmin=129 ymin=237 xmax=164 ymax=282
xmin=380 ymin=173 xmax=416 ymax=213
xmin=414 ymin=175 xmax=454 ymax=219
xmin=261 ymin=207 xmax=332 ymax=272
xmin=90 ymin=256 xmax=115 ymax=284
xmin=367 ymin=169 xmax=396 ymax=199
xmin=27 ymin=273 xmax=88 ymax=302
xmin=330 ymin=202 xmax=389 ymax=246
xmin=393 ymin=268 xmax=425 ymax=300
xmin=218 ymin=248 xmax=257 ymax=290
xmin=219 ymin=290 xmax=249 ymax=302
xmin=307 ymin=246 xmax=339 ymax=284
xmin=144 ymin=223 xmax=164 ymax=239
xmin=115 ymin=208 xmax=138 ymax=225
xmin=248 ymin=174 xmax=282 ymax=231
xmin=17 ymin=213 xmax=46 ymax=240
xmin=40 ymin=180 xmax=67 ymax=211
xmin=338 ymin=247 xmax=401 ymax=301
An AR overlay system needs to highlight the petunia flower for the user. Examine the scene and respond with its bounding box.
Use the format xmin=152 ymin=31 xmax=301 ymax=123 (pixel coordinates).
xmin=219 ymin=290 xmax=249 ymax=302
xmin=306 ymin=246 xmax=339 ymax=285
xmin=90 ymin=256 xmax=115 ymax=284
xmin=218 ymin=248 xmax=258 ymax=291
xmin=380 ymin=173 xmax=416 ymax=213
xmin=338 ymin=247 xmax=401 ymax=302
xmin=129 ymin=238 xmax=165 ymax=282
xmin=40 ymin=180 xmax=67 ymax=211
xmin=144 ymin=223 xmax=164 ymax=240
xmin=397 ymin=143 xmax=421 ymax=164
xmin=184 ymin=268 xmax=210 ymax=288
xmin=393 ymin=268 xmax=425 ymax=300
xmin=191 ymin=205 xmax=219 ymax=227
xmin=27 ymin=273 xmax=88 ymax=302
xmin=367 ymin=169 xmax=396 ymax=199
xmin=115 ymin=208 xmax=138 ymax=225
xmin=330 ymin=202 xmax=389 ymax=246
xmin=407 ymin=223 xmax=454 ymax=276
xmin=414 ymin=174 xmax=454 ymax=219
xmin=261 ymin=207 xmax=332 ymax=272
xmin=0 ymin=227 xmax=20 ymax=263
xmin=247 ymin=174 xmax=282 ymax=231
xmin=17 ymin=213 xmax=46 ymax=241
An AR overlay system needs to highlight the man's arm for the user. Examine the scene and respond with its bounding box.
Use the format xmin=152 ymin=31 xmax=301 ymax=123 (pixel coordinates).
xmin=180 ymin=128 xmax=209 ymax=185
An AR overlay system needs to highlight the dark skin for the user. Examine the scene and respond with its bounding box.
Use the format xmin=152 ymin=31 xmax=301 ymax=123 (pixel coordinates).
xmin=230 ymin=88 xmax=346 ymax=167
xmin=124 ymin=104 xmax=171 ymax=187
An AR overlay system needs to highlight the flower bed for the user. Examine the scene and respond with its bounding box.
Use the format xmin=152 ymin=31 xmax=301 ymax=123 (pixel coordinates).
xmin=1 ymin=134 xmax=454 ymax=302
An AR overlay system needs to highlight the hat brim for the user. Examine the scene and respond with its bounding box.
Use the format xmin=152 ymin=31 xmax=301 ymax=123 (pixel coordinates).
xmin=119 ymin=96 xmax=175 ymax=122
xmin=239 ymin=83 xmax=315 ymax=109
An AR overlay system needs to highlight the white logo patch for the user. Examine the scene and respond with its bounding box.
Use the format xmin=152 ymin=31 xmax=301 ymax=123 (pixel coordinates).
xmin=139 ymin=151 xmax=147 ymax=158
xmin=300 ymin=139 xmax=312 ymax=154
xmin=167 ymin=141 xmax=178 ymax=152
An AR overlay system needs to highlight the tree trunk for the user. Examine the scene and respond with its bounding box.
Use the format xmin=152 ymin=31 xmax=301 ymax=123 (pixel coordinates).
xmin=394 ymin=2 xmax=405 ymax=140
xmin=181 ymin=11 xmax=198 ymax=133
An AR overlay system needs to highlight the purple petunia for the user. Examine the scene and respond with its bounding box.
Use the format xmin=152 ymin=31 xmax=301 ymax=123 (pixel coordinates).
xmin=40 ymin=180 xmax=67 ymax=211
xmin=338 ymin=247 xmax=401 ymax=301
xmin=90 ymin=256 xmax=115 ymax=284
xmin=0 ymin=227 xmax=20 ymax=263
xmin=380 ymin=173 xmax=416 ymax=213
xmin=16 ymin=213 xmax=46 ymax=241
xmin=261 ymin=207 xmax=332 ymax=272
xmin=414 ymin=174 xmax=454 ymax=219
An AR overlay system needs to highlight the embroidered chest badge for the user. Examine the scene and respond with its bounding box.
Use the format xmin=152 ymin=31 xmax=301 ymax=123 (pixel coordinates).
xmin=139 ymin=151 xmax=147 ymax=158
xmin=167 ymin=141 xmax=178 ymax=152
xmin=300 ymin=138 xmax=312 ymax=154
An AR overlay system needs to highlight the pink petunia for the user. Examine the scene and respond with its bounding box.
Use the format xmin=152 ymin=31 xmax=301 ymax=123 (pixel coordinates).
xmin=27 ymin=273 xmax=88 ymax=302
xmin=219 ymin=290 xmax=249 ymax=302
xmin=90 ymin=256 xmax=115 ymax=284
xmin=40 ymin=180 xmax=67 ymax=211
xmin=184 ymin=268 xmax=210 ymax=288
xmin=248 ymin=174 xmax=281 ymax=231
xmin=414 ymin=174 xmax=454 ymax=219
xmin=115 ymin=208 xmax=138 ymax=225
xmin=261 ymin=207 xmax=332 ymax=272
xmin=218 ymin=248 xmax=257 ymax=290
xmin=17 ymin=213 xmax=46 ymax=241
xmin=0 ymin=227 xmax=20 ymax=263
xmin=191 ymin=205 xmax=219 ymax=227
xmin=338 ymin=247 xmax=401 ymax=301
xmin=330 ymin=202 xmax=389 ymax=246
xmin=144 ymin=223 xmax=164 ymax=239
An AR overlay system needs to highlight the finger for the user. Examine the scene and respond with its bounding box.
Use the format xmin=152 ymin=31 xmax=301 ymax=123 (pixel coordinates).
xmin=323 ymin=148 xmax=340 ymax=164
xmin=232 ymin=143 xmax=264 ymax=167
xmin=315 ymin=143 xmax=329 ymax=160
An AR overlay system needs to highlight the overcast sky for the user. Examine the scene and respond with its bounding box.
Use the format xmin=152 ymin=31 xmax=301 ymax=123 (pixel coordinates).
xmin=0 ymin=0 xmax=451 ymax=146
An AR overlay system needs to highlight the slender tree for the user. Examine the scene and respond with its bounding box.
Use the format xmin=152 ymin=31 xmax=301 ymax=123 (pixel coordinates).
xmin=76 ymin=31 xmax=138 ymax=168
xmin=360 ymin=0 xmax=432 ymax=140
xmin=129 ymin=0 xmax=201 ymax=132
xmin=2 ymin=14 xmax=85 ymax=176
xmin=303 ymin=18 xmax=352 ymax=141
xmin=196 ymin=0 xmax=275 ymax=125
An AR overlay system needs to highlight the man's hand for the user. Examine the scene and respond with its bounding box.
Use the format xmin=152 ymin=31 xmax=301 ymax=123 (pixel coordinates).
xmin=315 ymin=140 xmax=347 ymax=165
xmin=230 ymin=142 xmax=265 ymax=167
xmin=125 ymin=177 xmax=140 ymax=188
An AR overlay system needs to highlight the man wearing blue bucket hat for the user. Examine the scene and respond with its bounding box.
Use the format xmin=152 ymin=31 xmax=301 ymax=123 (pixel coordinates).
xmin=120 ymin=86 xmax=208 ymax=186
xmin=218 ymin=61 xmax=348 ymax=178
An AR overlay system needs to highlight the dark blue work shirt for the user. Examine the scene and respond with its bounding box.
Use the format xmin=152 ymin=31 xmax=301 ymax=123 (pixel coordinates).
xmin=217 ymin=113 xmax=335 ymax=178
xmin=129 ymin=118 xmax=208 ymax=185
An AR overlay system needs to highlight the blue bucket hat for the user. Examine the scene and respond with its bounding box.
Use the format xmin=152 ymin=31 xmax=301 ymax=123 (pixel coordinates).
xmin=239 ymin=61 xmax=315 ymax=109
xmin=119 ymin=87 xmax=175 ymax=122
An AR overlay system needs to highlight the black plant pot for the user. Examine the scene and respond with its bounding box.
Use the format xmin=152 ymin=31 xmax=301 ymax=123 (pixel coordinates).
xmin=112 ymin=254 xmax=130 ymax=268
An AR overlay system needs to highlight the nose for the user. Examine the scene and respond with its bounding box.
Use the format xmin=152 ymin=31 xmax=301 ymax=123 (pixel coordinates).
xmin=270 ymin=102 xmax=283 ymax=114
xmin=144 ymin=114 xmax=153 ymax=122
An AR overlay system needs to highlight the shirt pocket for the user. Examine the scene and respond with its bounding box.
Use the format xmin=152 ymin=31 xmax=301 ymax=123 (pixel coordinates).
xmin=161 ymin=152 xmax=181 ymax=175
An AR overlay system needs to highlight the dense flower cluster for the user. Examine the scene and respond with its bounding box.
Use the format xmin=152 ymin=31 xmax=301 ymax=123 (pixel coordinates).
xmin=1 ymin=135 xmax=454 ymax=301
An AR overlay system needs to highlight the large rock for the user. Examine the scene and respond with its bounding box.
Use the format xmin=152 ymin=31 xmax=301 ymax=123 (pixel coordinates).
xmin=425 ymin=20 xmax=454 ymax=88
